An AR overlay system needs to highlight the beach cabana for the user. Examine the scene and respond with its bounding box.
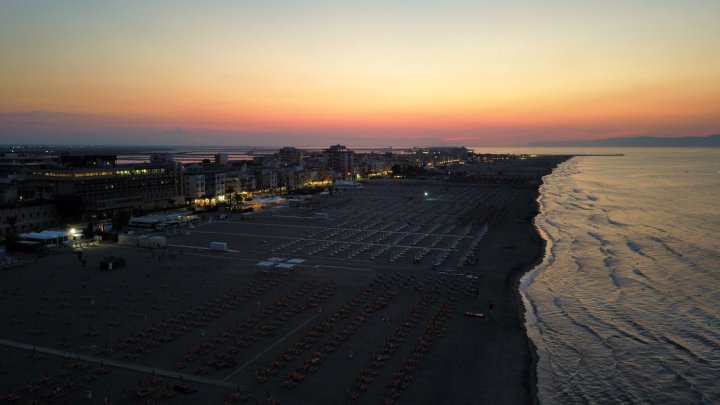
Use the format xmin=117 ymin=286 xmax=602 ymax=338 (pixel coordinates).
xmin=286 ymin=258 xmax=305 ymax=265
xmin=256 ymin=260 xmax=276 ymax=272
xmin=19 ymin=230 xmax=70 ymax=247
xmin=276 ymin=262 xmax=297 ymax=271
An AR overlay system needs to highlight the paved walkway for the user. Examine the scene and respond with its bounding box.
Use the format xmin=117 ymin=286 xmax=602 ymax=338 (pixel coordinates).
xmin=0 ymin=338 xmax=237 ymax=390
xmin=187 ymin=229 xmax=459 ymax=251
xmin=222 ymin=313 xmax=319 ymax=382
xmin=166 ymin=248 xmax=378 ymax=272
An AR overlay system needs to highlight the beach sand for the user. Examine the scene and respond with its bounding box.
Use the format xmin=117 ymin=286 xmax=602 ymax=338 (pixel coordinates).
xmin=0 ymin=168 xmax=560 ymax=404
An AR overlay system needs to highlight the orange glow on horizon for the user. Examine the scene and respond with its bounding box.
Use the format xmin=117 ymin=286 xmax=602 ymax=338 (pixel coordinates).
xmin=1 ymin=2 xmax=720 ymax=145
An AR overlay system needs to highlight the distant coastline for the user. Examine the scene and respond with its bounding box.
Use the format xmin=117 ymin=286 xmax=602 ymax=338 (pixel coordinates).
xmin=527 ymin=134 xmax=720 ymax=148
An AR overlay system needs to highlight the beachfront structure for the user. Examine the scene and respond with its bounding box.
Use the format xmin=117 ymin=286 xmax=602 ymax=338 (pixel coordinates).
xmin=17 ymin=229 xmax=73 ymax=248
xmin=238 ymin=171 xmax=257 ymax=191
xmin=333 ymin=180 xmax=363 ymax=190
xmin=0 ymin=182 xmax=19 ymax=203
xmin=0 ymin=200 xmax=59 ymax=238
xmin=278 ymin=147 xmax=303 ymax=166
xmin=183 ymin=173 xmax=206 ymax=200
xmin=277 ymin=168 xmax=296 ymax=189
xmin=412 ymin=147 xmax=470 ymax=166
xmin=255 ymin=169 xmax=278 ymax=191
xmin=323 ymin=145 xmax=354 ymax=177
xmin=30 ymin=156 xmax=184 ymax=218
xmin=59 ymin=154 xmax=116 ymax=168
xmin=357 ymin=157 xmax=393 ymax=178
xmin=184 ymin=165 xmax=226 ymax=199
xmin=204 ymin=172 xmax=226 ymax=198
xmin=224 ymin=170 xmax=257 ymax=194
xmin=0 ymin=152 xmax=57 ymax=176
xmin=127 ymin=211 xmax=199 ymax=231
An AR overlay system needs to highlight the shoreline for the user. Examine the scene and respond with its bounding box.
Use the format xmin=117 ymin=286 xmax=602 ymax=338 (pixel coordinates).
xmin=514 ymin=186 xmax=546 ymax=405
xmin=0 ymin=158 xmax=570 ymax=404
xmin=515 ymin=158 xmax=571 ymax=405
xmin=499 ymin=184 xmax=547 ymax=405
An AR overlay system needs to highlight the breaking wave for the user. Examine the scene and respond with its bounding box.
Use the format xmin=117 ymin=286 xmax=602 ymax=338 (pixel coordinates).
xmin=521 ymin=149 xmax=720 ymax=404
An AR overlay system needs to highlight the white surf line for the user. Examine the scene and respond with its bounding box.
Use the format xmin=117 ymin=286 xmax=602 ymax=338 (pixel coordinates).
xmin=0 ymin=338 xmax=237 ymax=390
xmin=222 ymin=313 xmax=319 ymax=382
xmin=186 ymin=230 xmax=457 ymax=251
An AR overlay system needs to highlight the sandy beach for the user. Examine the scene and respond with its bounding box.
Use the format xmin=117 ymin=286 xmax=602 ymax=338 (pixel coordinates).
xmin=0 ymin=167 xmax=562 ymax=404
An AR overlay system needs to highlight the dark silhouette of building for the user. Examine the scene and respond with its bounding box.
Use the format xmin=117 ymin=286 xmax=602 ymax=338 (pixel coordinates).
xmin=278 ymin=147 xmax=303 ymax=166
xmin=323 ymin=145 xmax=354 ymax=176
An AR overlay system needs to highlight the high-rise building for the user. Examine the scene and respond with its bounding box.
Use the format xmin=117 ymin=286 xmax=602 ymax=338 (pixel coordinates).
xmin=214 ymin=153 xmax=229 ymax=165
xmin=323 ymin=145 xmax=354 ymax=176
xmin=278 ymin=147 xmax=303 ymax=166
xmin=183 ymin=173 xmax=206 ymax=199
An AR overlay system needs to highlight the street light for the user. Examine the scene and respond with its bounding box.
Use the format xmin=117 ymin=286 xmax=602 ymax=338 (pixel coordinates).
xmin=424 ymin=192 xmax=428 ymax=197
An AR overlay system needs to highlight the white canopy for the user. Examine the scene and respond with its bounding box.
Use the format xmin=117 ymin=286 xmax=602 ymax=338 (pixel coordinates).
xmin=19 ymin=230 xmax=70 ymax=242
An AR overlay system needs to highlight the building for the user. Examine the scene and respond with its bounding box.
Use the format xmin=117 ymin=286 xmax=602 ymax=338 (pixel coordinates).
xmin=214 ymin=153 xmax=229 ymax=165
xmin=183 ymin=173 xmax=206 ymax=200
xmin=183 ymin=164 xmax=226 ymax=199
xmin=0 ymin=201 xmax=59 ymax=238
xmin=277 ymin=168 xmax=296 ymax=189
xmin=0 ymin=183 xmax=18 ymax=204
xmin=0 ymin=152 xmax=57 ymax=176
xmin=30 ymin=156 xmax=183 ymax=218
xmin=238 ymin=172 xmax=257 ymax=192
xmin=278 ymin=147 xmax=303 ymax=166
xmin=323 ymin=145 xmax=354 ymax=177
xmin=60 ymin=154 xmax=116 ymax=167
xmin=293 ymin=170 xmax=308 ymax=188
xmin=204 ymin=171 xmax=226 ymax=198
xmin=255 ymin=169 xmax=278 ymax=190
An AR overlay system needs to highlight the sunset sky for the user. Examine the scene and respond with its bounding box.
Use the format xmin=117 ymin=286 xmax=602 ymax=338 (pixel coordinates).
xmin=1 ymin=1 xmax=719 ymax=146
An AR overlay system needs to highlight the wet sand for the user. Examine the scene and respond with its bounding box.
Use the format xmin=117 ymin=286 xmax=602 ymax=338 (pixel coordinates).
xmin=0 ymin=168 xmax=562 ymax=404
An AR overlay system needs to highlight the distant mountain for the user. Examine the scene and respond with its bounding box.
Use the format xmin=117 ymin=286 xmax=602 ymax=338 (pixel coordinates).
xmin=528 ymin=134 xmax=720 ymax=147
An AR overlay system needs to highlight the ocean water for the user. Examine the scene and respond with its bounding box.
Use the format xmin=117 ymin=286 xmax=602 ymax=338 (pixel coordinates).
xmin=520 ymin=148 xmax=720 ymax=404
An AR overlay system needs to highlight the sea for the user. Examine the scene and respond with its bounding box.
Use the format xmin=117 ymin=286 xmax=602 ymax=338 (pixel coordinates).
xmin=508 ymin=148 xmax=720 ymax=404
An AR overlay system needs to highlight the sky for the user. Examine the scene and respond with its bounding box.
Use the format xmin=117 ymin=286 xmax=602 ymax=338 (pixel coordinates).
xmin=1 ymin=0 xmax=719 ymax=146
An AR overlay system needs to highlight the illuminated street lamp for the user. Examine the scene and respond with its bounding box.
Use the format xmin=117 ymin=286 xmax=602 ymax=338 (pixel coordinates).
xmin=424 ymin=192 xmax=429 ymax=197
